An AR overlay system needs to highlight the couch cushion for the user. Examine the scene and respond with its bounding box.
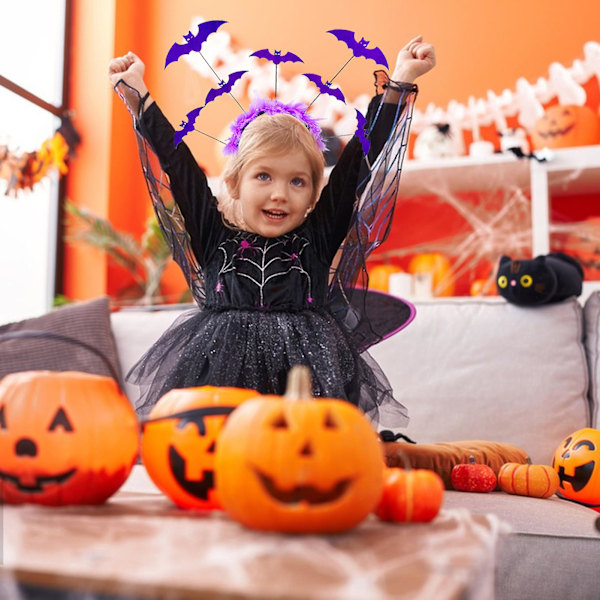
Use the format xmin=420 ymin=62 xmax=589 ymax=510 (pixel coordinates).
xmin=370 ymin=297 xmax=590 ymax=464
xmin=583 ymin=291 xmax=600 ymax=428
xmin=110 ymin=305 xmax=192 ymax=403
xmin=443 ymin=491 xmax=600 ymax=600
xmin=0 ymin=297 xmax=122 ymax=383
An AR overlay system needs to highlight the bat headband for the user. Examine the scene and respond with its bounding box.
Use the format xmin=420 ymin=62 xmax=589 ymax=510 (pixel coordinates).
xmin=223 ymin=98 xmax=326 ymax=155
xmin=165 ymin=21 xmax=392 ymax=156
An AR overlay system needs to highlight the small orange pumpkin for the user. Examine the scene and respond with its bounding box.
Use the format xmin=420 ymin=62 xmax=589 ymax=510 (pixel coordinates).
xmin=498 ymin=460 xmax=559 ymax=498
xmin=408 ymin=253 xmax=455 ymax=296
xmin=375 ymin=466 xmax=444 ymax=523
xmin=215 ymin=366 xmax=384 ymax=533
xmin=141 ymin=386 xmax=258 ymax=510
xmin=552 ymin=428 xmax=600 ymax=511
xmin=368 ymin=263 xmax=404 ymax=293
xmin=0 ymin=371 xmax=139 ymax=505
xmin=470 ymin=277 xmax=497 ymax=297
xmin=531 ymin=104 xmax=600 ymax=150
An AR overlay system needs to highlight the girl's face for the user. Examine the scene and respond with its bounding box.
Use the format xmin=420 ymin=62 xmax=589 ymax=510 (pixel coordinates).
xmin=235 ymin=150 xmax=315 ymax=238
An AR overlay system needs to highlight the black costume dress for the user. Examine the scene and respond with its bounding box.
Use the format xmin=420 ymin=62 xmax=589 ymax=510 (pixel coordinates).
xmin=119 ymin=78 xmax=417 ymax=427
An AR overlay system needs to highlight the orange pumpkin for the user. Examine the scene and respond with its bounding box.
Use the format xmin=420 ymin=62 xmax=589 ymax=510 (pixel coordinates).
xmin=141 ymin=386 xmax=258 ymax=510
xmin=470 ymin=278 xmax=497 ymax=297
xmin=408 ymin=253 xmax=455 ymax=296
xmin=531 ymin=104 xmax=600 ymax=150
xmin=0 ymin=371 xmax=139 ymax=505
xmin=558 ymin=217 xmax=600 ymax=281
xmin=215 ymin=366 xmax=384 ymax=533
xmin=552 ymin=428 xmax=600 ymax=511
xmin=498 ymin=460 xmax=559 ymax=498
xmin=368 ymin=264 xmax=404 ymax=293
xmin=375 ymin=466 xmax=444 ymax=523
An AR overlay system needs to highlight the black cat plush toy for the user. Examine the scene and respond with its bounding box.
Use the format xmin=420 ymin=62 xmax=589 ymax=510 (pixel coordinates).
xmin=496 ymin=253 xmax=583 ymax=306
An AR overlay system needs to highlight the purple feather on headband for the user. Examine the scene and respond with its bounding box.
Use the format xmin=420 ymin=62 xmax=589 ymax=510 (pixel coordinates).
xmin=223 ymin=98 xmax=326 ymax=155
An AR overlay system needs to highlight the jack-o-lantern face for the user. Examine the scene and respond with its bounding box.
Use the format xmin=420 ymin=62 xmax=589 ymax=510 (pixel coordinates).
xmin=531 ymin=105 xmax=600 ymax=150
xmin=552 ymin=428 xmax=600 ymax=511
xmin=0 ymin=371 xmax=139 ymax=506
xmin=215 ymin=381 xmax=384 ymax=533
xmin=141 ymin=386 xmax=258 ymax=510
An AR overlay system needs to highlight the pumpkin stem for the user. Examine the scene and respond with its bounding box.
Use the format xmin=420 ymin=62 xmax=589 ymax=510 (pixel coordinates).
xmin=284 ymin=366 xmax=314 ymax=401
xmin=526 ymin=456 xmax=532 ymax=465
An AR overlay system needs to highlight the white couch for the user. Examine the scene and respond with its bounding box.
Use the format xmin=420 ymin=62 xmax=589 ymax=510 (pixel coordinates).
xmin=110 ymin=292 xmax=600 ymax=600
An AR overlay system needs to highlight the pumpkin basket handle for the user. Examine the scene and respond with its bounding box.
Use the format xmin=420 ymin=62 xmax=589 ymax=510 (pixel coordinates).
xmin=0 ymin=329 xmax=124 ymax=391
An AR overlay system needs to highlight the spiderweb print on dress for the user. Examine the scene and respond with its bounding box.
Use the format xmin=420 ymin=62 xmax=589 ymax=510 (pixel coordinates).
xmin=329 ymin=77 xmax=418 ymax=352
xmin=218 ymin=233 xmax=312 ymax=308
xmin=115 ymin=81 xmax=206 ymax=307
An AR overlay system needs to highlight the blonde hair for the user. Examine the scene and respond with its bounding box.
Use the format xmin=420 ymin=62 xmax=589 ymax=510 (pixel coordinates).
xmin=218 ymin=112 xmax=325 ymax=228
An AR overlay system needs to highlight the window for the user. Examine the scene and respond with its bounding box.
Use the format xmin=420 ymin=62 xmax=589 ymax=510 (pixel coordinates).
xmin=0 ymin=0 xmax=68 ymax=322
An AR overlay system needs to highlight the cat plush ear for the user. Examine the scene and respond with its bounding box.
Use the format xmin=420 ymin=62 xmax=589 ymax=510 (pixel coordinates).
xmin=499 ymin=255 xmax=512 ymax=266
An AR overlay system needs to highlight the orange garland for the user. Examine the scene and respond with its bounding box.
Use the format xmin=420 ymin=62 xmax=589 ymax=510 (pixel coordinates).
xmin=0 ymin=131 xmax=70 ymax=196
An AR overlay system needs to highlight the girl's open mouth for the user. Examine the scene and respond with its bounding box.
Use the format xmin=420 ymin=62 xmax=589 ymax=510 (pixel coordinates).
xmin=263 ymin=209 xmax=287 ymax=220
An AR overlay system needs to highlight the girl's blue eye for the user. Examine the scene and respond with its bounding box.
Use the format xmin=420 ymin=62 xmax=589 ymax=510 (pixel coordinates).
xmin=257 ymin=172 xmax=270 ymax=181
xmin=291 ymin=177 xmax=305 ymax=187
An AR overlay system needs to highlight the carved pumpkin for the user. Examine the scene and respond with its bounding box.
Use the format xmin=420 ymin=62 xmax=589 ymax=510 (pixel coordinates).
xmin=375 ymin=466 xmax=444 ymax=523
xmin=0 ymin=371 xmax=139 ymax=505
xmin=498 ymin=460 xmax=559 ymax=498
xmin=552 ymin=428 xmax=600 ymax=511
xmin=215 ymin=366 xmax=384 ymax=533
xmin=531 ymin=105 xmax=600 ymax=150
xmin=368 ymin=263 xmax=404 ymax=293
xmin=141 ymin=386 xmax=258 ymax=510
xmin=408 ymin=253 xmax=455 ymax=297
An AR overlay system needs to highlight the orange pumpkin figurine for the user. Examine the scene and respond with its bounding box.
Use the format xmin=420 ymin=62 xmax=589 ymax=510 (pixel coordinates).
xmin=375 ymin=466 xmax=444 ymax=523
xmin=531 ymin=104 xmax=600 ymax=150
xmin=215 ymin=366 xmax=384 ymax=533
xmin=498 ymin=458 xmax=559 ymax=499
xmin=0 ymin=371 xmax=139 ymax=506
xmin=552 ymin=428 xmax=600 ymax=512
xmin=141 ymin=385 xmax=258 ymax=510
xmin=368 ymin=263 xmax=404 ymax=293
xmin=408 ymin=252 xmax=455 ymax=297
xmin=450 ymin=455 xmax=497 ymax=493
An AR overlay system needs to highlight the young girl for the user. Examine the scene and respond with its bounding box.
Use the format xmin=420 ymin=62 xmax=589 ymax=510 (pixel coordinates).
xmin=109 ymin=34 xmax=436 ymax=427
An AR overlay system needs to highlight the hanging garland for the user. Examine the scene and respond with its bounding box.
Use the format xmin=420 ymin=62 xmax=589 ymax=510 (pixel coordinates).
xmin=0 ymin=114 xmax=80 ymax=197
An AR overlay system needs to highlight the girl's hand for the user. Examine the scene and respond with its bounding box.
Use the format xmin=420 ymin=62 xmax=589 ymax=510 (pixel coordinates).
xmin=108 ymin=52 xmax=147 ymax=94
xmin=391 ymin=36 xmax=436 ymax=83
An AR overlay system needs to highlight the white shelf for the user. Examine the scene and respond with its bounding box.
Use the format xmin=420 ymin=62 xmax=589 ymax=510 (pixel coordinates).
xmin=397 ymin=145 xmax=600 ymax=256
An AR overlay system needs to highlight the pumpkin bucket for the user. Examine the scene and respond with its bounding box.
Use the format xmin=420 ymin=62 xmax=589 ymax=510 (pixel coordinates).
xmin=0 ymin=330 xmax=139 ymax=506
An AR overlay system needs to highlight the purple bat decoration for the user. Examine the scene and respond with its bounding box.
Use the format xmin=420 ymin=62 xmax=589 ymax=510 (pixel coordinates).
xmin=165 ymin=20 xmax=227 ymax=68
xmin=173 ymin=106 xmax=204 ymax=147
xmin=302 ymin=73 xmax=346 ymax=103
xmin=354 ymin=109 xmax=371 ymax=155
xmin=327 ymin=29 xmax=388 ymax=68
xmin=204 ymin=71 xmax=248 ymax=105
xmin=250 ymin=49 xmax=304 ymax=65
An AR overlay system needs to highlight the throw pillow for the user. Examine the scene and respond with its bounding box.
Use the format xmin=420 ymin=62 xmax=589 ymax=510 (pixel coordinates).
xmin=0 ymin=297 xmax=123 ymax=385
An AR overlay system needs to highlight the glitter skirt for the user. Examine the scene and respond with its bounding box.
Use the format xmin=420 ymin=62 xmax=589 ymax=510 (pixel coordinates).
xmin=127 ymin=306 xmax=408 ymax=427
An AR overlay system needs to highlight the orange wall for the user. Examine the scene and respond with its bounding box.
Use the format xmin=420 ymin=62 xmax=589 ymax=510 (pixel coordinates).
xmin=64 ymin=0 xmax=600 ymax=299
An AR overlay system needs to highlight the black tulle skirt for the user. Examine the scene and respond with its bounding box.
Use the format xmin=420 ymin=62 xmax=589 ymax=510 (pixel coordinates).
xmin=127 ymin=306 xmax=408 ymax=428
